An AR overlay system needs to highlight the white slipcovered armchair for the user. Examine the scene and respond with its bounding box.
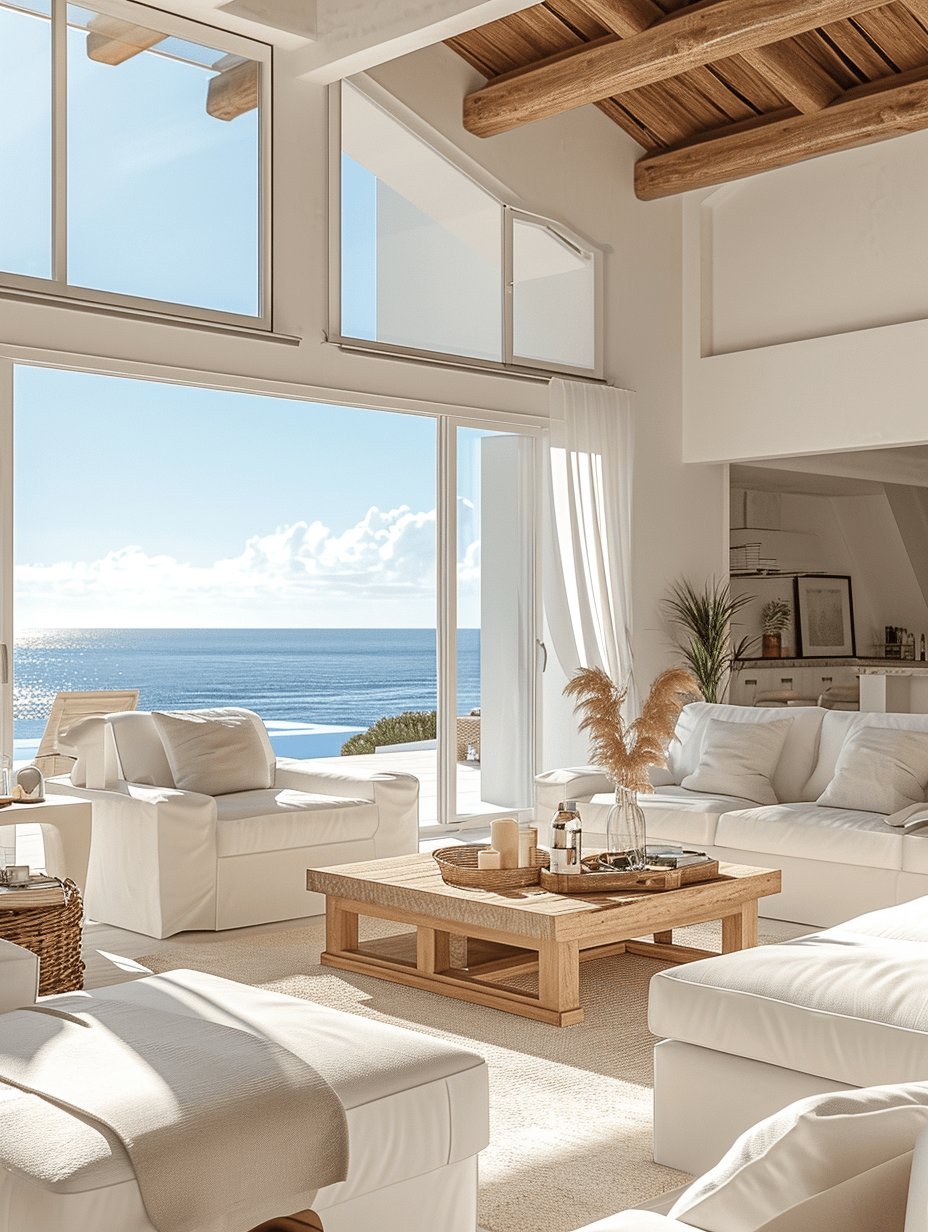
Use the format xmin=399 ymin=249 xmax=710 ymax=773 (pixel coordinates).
xmin=46 ymin=708 xmax=419 ymax=938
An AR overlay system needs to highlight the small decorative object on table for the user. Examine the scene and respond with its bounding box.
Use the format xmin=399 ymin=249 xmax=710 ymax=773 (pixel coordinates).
xmin=12 ymin=765 xmax=45 ymax=802
xmin=761 ymin=598 xmax=791 ymax=659
xmin=433 ymin=844 xmax=549 ymax=890
xmin=564 ymin=666 xmax=701 ymax=872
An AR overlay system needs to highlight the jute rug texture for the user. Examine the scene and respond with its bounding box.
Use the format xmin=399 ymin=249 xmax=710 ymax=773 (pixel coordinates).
xmin=139 ymin=918 xmax=778 ymax=1232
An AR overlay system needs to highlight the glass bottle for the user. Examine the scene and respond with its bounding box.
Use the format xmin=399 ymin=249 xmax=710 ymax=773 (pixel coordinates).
xmin=603 ymin=786 xmax=647 ymax=871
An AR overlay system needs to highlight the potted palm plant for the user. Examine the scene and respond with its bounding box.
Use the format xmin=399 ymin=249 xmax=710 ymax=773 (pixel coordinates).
xmin=664 ymin=579 xmax=755 ymax=704
xmin=761 ymin=598 xmax=791 ymax=659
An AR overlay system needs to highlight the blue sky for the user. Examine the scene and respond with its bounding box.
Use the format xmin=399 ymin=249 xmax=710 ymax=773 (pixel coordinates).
xmin=14 ymin=366 xmax=450 ymax=627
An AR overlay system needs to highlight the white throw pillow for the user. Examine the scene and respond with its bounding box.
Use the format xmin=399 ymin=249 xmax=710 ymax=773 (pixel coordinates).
xmin=152 ymin=708 xmax=274 ymax=796
xmin=679 ymin=717 xmax=793 ymax=805
xmin=668 ymin=1082 xmax=928 ymax=1232
xmin=816 ymin=727 xmax=928 ymax=815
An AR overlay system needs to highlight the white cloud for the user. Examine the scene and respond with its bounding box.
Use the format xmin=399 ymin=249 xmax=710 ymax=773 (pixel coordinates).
xmin=16 ymin=505 xmax=480 ymax=627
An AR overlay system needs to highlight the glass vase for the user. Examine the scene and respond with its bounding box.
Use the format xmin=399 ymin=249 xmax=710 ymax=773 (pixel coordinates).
xmin=603 ymin=786 xmax=647 ymax=871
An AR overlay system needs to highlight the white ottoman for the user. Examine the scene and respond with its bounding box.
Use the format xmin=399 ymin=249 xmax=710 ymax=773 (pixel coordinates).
xmin=649 ymin=895 xmax=928 ymax=1175
xmin=0 ymin=970 xmax=489 ymax=1232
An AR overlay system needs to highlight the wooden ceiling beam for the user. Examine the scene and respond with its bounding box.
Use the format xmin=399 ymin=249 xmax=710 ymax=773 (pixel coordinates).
xmin=575 ymin=0 xmax=839 ymax=112
xmin=576 ymin=0 xmax=662 ymax=37
xmin=206 ymin=58 xmax=258 ymax=121
xmin=739 ymin=42 xmax=842 ymax=111
xmin=86 ymin=15 xmax=165 ymax=64
xmin=634 ymin=67 xmax=928 ymax=198
xmin=899 ymin=0 xmax=928 ymax=24
xmin=464 ymin=0 xmax=886 ymax=136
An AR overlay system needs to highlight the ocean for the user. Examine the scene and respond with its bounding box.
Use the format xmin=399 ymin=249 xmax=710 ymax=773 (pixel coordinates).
xmin=13 ymin=628 xmax=481 ymax=739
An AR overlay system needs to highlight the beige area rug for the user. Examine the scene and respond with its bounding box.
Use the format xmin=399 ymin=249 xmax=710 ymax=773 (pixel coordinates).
xmin=139 ymin=919 xmax=781 ymax=1232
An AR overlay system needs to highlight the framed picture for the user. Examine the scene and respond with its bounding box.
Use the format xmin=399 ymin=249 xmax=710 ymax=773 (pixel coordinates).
xmin=795 ymin=575 xmax=855 ymax=657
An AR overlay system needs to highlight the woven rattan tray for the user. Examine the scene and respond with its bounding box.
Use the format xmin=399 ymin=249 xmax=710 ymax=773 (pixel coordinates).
xmin=0 ymin=876 xmax=84 ymax=994
xmin=433 ymin=845 xmax=550 ymax=889
xmin=539 ymin=857 xmax=720 ymax=894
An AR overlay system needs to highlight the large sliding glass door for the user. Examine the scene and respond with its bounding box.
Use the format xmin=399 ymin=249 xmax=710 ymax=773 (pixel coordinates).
xmin=3 ymin=361 xmax=539 ymax=828
xmin=454 ymin=425 xmax=538 ymax=823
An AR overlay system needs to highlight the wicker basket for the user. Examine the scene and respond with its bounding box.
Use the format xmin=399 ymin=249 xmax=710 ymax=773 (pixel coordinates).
xmin=433 ymin=845 xmax=549 ymax=890
xmin=0 ymin=877 xmax=84 ymax=995
xmin=456 ymin=716 xmax=481 ymax=761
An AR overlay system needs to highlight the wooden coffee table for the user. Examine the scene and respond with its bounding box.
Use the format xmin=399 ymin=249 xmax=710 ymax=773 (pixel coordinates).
xmin=306 ymin=854 xmax=781 ymax=1026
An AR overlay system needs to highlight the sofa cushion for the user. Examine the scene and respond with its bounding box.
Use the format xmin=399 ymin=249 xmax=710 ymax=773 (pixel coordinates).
xmin=802 ymin=710 xmax=928 ymax=801
xmin=108 ymin=711 xmax=176 ymax=787
xmin=680 ymin=716 xmax=794 ymax=806
xmin=666 ymin=703 xmax=825 ymax=803
xmin=668 ymin=1082 xmax=928 ymax=1232
xmin=153 ymin=708 xmax=275 ymax=796
xmin=715 ymin=802 xmax=903 ymax=870
xmin=649 ymin=921 xmax=928 ymax=1088
xmin=816 ymin=726 xmax=928 ymax=815
xmin=215 ymin=789 xmax=379 ymax=857
xmin=816 ymin=895 xmax=928 ymax=943
xmin=584 ymin=786 xmax=761 ymax=846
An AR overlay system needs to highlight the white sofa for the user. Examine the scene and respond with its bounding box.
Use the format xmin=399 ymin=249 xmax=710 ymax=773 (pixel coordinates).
xmin=573 ymin=1082 xmax=928 ymax=1232
xmin=46 ymin=709 xmax=420 ymax=938
xmin=537 ymin=701 xmax=928 ymax=927
xmin=649 ymin=894 xmax=928 ymax=1179
xmin=0 ymin=959 xmax=489 ymax=1232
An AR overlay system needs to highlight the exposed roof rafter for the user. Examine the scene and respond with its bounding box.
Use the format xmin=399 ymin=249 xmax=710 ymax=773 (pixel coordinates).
xmin=449 ymin=0 xmax=928 ymax=197
xmin=463 ymin=0 xmax=886 ymax=137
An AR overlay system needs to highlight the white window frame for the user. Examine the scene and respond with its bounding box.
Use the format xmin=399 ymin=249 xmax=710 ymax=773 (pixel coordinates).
xmin=329 ymin=77 xmax=604 ymax=381
xmin=0 ymin=349 xmax=545 ymax=830
xmin=0 ymin=0 xmax=273 ymax=331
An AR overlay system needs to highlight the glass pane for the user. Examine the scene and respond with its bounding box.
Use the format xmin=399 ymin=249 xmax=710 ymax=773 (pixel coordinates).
xmin=456 ymin=426 xmax=535 ymax=819
xmin=66 ymin=6 xmax=260 ymax=314
xmin=341 ymin=83 xmax=502 ymax=362
xmin=14 ymin=367 xmax=440 ymax=827
xmin=0 ymin=0 xmax=52 ymax=278
xmin=512 ymin=216 xmax=595 ymax=371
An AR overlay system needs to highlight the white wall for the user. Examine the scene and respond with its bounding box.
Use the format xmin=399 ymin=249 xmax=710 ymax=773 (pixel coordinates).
xmin=1 ymin=36 xmax=726 ymax=774
xmin=682 ymin=130 xmax=928 ymax=465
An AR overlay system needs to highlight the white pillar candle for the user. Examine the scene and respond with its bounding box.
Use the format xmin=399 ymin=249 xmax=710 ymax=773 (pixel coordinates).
xmin=477 ymin=848 xmax=501 ymax=870
xmin=518 ymin=826 xmax=537 ymax=868
xmin=491 ymin=818 xmax=520 ymax=869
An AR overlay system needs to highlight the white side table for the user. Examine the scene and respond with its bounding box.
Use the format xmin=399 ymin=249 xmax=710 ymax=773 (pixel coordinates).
xmin=1 ymin=795 xmax=93 ymax=892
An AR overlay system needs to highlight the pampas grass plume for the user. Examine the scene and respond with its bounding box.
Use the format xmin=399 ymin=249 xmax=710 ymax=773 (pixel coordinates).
xmin=564 ymin=666 xmax=702 ymax=793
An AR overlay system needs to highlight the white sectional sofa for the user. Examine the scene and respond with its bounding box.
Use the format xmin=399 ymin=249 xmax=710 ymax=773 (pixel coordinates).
xmin=648 ymin=894 xmax=928 ymax=1184
xmin=0 ymin=953 xmax=489 ymax=1232
xmin=537 ymin=701 xmax=928 ymax=927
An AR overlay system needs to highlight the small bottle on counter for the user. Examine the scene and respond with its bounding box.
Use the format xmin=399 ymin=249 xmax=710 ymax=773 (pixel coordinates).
xmin=550 ymin=802 xmax=582 ymax=875
xmin=921 ymin=634 xmax=926 ymax=662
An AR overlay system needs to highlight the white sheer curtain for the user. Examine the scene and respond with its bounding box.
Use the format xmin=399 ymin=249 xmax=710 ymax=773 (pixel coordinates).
xmin=544 ymin=379 xmax=637 ymax=725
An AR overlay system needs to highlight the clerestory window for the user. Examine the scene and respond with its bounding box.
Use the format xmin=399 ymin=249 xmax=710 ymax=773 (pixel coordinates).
xmin=0 ymin=0 xmax=270 ymax=326
xmin=334 ymin=80 xmax=602 ymax=379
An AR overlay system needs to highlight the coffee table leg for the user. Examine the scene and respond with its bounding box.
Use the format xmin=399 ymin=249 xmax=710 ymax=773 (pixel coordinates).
xmin=326 ymin=898 xmax=359 ymax=955
xmin=538 ymin=938 xmax=580 ymax=1016
xmin=416 ymin=926 xmax=452 ymax=974
xmin=721 ymin=900 xmax=759 ymax=952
